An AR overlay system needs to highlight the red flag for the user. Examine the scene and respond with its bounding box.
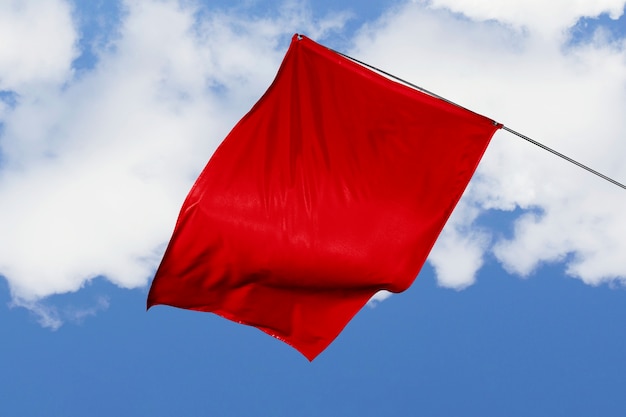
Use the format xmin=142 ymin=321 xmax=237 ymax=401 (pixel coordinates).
xmin=148 ymin=34 xmax=501 ymax=360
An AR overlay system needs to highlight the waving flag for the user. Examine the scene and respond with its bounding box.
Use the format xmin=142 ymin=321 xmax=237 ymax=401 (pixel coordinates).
xmin=147 ymin=34 xmax=501 ymax=360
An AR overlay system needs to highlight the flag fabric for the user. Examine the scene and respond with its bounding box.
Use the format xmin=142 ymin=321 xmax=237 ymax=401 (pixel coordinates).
xmin=147 ymin=34 xmax=501 ymax=360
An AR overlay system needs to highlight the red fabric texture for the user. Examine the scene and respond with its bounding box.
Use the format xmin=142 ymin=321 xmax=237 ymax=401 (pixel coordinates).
xmin=147 ymin=34 xmax=501 ymax=360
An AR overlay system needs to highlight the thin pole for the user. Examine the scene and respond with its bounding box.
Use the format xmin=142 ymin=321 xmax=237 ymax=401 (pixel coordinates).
xmin=331 ymin=47 xmax=626 ymax=191
xmin=500 ymin=125 xmax=626 ymax=190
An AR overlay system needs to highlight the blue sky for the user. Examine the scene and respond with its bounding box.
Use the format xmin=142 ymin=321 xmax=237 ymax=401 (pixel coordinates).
xmin=1 ymin=1 xmax=626 ymax=416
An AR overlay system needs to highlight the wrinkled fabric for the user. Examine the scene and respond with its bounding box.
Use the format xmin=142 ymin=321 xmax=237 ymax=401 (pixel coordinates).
xmin=147 ymin=34 xmax=501 ymax=360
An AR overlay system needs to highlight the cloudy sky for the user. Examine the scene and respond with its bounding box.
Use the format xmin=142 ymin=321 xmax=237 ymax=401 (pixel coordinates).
xmin=2 ymin=0 xmax=626 ymax=415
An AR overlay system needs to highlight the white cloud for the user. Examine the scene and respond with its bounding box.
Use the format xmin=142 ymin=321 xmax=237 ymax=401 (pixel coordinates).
xmin=422 ymin=0 xmax=625 ymax=35
xmin=428 ymin=200 xmax=489 ymax=290
xmin=0 ymin=0 xmax=77 ymax=92
xmin=368 ymin=290 xmax=393 ymax=306
xmin=9 ymin=295 xmax=110 ymax=329
xmin=351 ymin=1 xmax=626 ymax=289
xmin=0 ymin=0 xmax=349 ymax=324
